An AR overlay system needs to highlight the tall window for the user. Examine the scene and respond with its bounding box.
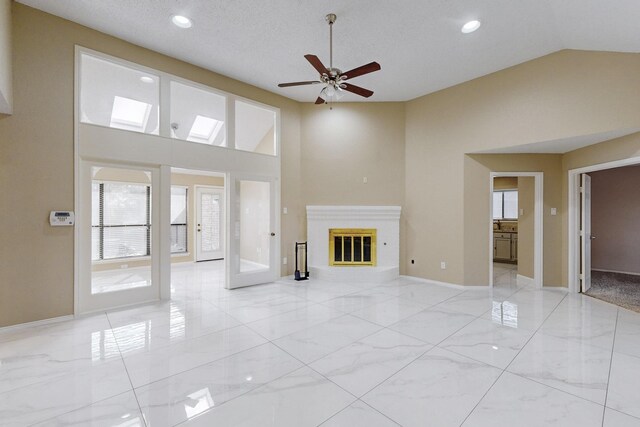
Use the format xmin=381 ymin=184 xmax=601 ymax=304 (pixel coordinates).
xmin=92 ymin=182 xmax=151 ymax=261
xmin=493 ymin=190 xmax=518 ymax=219
xmin=170 ymin=187 xmax=188 ymax=253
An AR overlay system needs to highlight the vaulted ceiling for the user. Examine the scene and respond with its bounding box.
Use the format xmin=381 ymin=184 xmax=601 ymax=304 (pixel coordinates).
xmin=18 ymin=0 xmax=640 ymax=102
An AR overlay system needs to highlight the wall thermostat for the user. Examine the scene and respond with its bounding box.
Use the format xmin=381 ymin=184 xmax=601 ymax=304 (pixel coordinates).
xmin=49 ymin=211 xmax=75 ymax=226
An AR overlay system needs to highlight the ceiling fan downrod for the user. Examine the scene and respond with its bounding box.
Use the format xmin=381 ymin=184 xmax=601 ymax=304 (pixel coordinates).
xmin=326 ymin=13 xmax=336 ymax=73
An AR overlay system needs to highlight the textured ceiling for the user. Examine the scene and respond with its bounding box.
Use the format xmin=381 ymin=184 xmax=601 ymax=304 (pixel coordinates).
xmin=18 ymin=0 xmax=640 ymax=102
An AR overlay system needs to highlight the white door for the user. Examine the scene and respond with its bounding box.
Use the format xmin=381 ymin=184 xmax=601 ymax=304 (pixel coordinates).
xmin=581 ymin=173 xmax=592 ymax=292
xmin=196 ymin=187 xmax=224 ymax=261
xmin=227 ymin=174 xmax=278 ymax=289
xmin=78 ymin=162 xmax=161 ymax=314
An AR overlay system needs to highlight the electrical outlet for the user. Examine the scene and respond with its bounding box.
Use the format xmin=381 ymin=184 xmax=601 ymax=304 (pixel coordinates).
xmin=283 ymin=207 xmax=288 ymax=214
xmin=363 ymin=177 xmax=368 ymax=184
xmin=440 ymin=261 xmax=446 ymax=270
xmin=283 ymin=257 xmax=287 ymax=265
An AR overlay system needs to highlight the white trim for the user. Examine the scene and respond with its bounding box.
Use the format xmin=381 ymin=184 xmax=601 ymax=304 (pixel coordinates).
xmin=592 ymin=268 xmax=640 ymax=277
xmin=0 ymin=315 xmax=75 ymax=334
xmin=399 ymin=275 xmax=490 ymax=290
xmin=567 ymin=154 xmax=640 ymax=293
xmin=489 ymin=172 xmax=544 ymax=289
xmin=307 ymin=205 xmax=402 ymax=221
xmin=517 ymin=274 xmax=535 ymax=287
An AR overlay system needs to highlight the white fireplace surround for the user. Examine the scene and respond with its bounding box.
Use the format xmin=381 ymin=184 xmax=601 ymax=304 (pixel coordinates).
xmin=306 ymin=205 xmax=401 ymax=283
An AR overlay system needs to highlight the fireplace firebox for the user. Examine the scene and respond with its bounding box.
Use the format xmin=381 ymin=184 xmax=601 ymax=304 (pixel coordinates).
xmin=329 ymin=228 xmax=377 ymax=266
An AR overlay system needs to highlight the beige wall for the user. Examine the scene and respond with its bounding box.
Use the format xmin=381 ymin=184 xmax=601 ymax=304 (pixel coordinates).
xmin=589 ymin=166 xmax=640 ymax=275
xmin=4 ymin=4 xmax=640 ymax=327
xmin=493 ymin=177 xmax=517 ymax=190
xmin=300 ymin=102 xmax=407 ymax=270
xmin=0 ymin=0 xmax=11 ymax=114
xmin=465 ymin=155 xmax=563 ymax=286
xmin=0 ymin=4 xmax=301 ymax=327
xmin=517 ymin=177 xmax=535 ymax=279
xmin=406 ymin=50 xmax=640 ymax=286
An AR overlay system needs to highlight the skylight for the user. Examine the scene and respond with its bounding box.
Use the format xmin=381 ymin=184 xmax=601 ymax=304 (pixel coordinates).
xmin=110 ymin=96 xmax=152 ymax=132
xmin=187 ymin=115 xmax=224 ymax=144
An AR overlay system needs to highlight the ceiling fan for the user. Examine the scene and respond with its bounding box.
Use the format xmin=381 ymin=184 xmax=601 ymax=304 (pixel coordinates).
xmin=278 ymin=13 xmax=381 ymax=105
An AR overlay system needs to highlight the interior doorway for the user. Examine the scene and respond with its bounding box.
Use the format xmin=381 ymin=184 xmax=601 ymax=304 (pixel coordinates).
xmin=489 ymin=172 xmax=544 ymax=288
xmin=571 ymin=163 xmax=640 ymax=312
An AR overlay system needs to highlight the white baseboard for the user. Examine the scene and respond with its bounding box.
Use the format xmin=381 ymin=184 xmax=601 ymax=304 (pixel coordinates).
xmin=0 ymin=314 xmax=75 ymax=334
xmin=592 ymin=268 xmax=640 ymax=277
xmin=399 ymin=275 xmax=490 ymax=290
xmin=517 ymin=274 xmax=535 ymax=287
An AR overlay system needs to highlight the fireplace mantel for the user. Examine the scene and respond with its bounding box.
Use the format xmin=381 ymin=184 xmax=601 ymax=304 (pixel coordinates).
xmin=306 ymin=205 xmax=401 ymax=283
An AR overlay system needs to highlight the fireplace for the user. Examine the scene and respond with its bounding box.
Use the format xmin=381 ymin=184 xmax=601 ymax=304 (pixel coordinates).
xmin=329 ymin=228 xmax=376 ymax=266
xmin=306 ymin=206 xmax=401 ymax=283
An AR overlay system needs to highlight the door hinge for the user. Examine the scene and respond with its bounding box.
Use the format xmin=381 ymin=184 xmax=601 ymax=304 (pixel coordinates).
xmin=579 ymin=186 xmax=584 ymax=193
xmin=579 ymin=274 xmax=584 ymax=280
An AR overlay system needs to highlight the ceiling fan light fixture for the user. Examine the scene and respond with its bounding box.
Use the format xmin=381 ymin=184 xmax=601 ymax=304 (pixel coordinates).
xmin=172 ymin=15 xmax=193 ymax=29
xmin=461 ymin=20 xmax=481 ymax=34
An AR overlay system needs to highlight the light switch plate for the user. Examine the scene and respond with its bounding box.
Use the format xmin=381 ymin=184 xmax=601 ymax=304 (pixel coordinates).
xmin=551 ymin=208 xmax=557 ymax=216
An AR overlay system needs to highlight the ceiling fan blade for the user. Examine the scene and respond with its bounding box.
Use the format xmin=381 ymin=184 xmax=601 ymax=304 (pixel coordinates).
xmin=305 ymin=54 xmax=329 ymax=76
xmin=278 ymin=81 xmax=322 ymax=88
xmin=315 ymin=97 xmax=326 ymax=105
xmin=341 ymin=62 xmax=381 ymax=80
xmin=341 ymin=83 xmax=374 ymax=98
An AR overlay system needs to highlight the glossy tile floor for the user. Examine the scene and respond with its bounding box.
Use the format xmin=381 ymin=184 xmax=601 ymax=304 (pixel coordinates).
xmin=2 ymin=261 xmax=640 ymax=426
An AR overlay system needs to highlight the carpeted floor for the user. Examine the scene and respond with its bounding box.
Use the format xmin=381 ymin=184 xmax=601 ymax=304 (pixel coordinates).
xmin=586 ymin=270 xmax=640 ymax=313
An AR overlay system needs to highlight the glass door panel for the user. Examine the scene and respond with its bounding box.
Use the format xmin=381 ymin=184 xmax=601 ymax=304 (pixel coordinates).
xmin=79 ymin=163 xmax=160 ymax=313
xmin=228 ymin=175 xmax=277 ymax=288
xmin=196 ymin=187 xmax=224 ymax=261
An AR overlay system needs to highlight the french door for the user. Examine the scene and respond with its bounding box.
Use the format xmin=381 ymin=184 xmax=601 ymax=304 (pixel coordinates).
xmin=196 ymin=186 xmax=224 ymax=261
xmin=227 ymin=174 xmax=278 ymax=289
xmin=78 ymin=162 xmax=161 ymax=314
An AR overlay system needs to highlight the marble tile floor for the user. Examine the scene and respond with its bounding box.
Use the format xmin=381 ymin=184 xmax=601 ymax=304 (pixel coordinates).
xmin=1 ymin=261 xmax=639 ymax=426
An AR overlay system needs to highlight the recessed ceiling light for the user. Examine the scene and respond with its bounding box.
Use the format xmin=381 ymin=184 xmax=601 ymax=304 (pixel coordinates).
xmin=140 ymin=76 xmax=154 ymax=84
xmin=461 ymin=20 xmax=481 ymax=34
xmin=172 ymin=15 xmax=192 ymax=29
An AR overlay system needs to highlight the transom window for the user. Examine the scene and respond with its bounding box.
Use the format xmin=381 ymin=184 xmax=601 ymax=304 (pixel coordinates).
xmin=79 ymin=50 xmax=278 ymax=156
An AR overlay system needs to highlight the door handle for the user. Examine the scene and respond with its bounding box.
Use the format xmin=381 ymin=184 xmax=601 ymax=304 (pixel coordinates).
xmin=590 ymin=235 xmax=596 ymax=240
xmin=270 ymin=232 xmax=276 ymax=236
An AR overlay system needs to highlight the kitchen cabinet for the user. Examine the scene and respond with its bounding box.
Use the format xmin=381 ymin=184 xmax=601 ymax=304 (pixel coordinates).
xmin=494 ymin=232 xmax=517 ymax=262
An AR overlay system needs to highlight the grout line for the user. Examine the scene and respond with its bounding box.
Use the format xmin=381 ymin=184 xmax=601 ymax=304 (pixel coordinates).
xmin=105 ymin=312 xmax=149 ymax=427
xmin=602 ymin=309 xmax=619 ymax=427
xmin=459 ymin=292 xmax=569 ymax=425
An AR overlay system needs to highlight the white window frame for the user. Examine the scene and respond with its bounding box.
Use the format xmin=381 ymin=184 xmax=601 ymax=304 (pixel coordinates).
xmin=74 ymin=46 xmax=281 ymax=315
